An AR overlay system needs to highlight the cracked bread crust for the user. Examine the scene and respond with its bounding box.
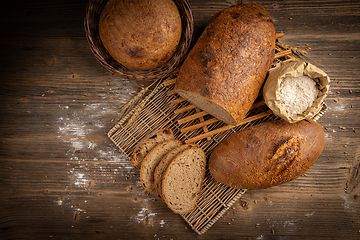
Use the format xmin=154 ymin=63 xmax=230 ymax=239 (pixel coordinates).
xmin=208 ymin=119 xmax=325 ymax=189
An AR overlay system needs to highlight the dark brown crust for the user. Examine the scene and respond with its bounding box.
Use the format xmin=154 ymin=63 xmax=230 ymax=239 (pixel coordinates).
xmin=208 ymin=119 xmax=325 ymax=189
xmin=175 ymin=3 xmax=276 ymax=125
xmin=99 ymin=0 xmax=182 ymax=70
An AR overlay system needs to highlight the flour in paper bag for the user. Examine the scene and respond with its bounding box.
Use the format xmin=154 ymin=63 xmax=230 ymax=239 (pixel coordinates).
xmin=279 ymin=75 xmax=319 ymax=117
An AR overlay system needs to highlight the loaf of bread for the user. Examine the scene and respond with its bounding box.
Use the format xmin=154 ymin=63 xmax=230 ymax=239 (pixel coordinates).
xmin=131 ymin=129 xmax=174 ymax=169
xmin=208 ymin=119 xmax=325 ymax=189
xmin=154 ymin=144 xmax=196 ymax=199
xmin=140 ymin=139 xmax=182 ymax=191
xmin=175 ymin=3 xmax=276 ymax=125
xmin=162 ymin=145 xmax=206 ymax=214
xmin=99 ymin=0 xmax=182 ymax=70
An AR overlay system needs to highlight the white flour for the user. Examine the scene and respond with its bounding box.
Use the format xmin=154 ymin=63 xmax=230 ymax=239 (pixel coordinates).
xmin=279 ymin=75 xmax=319 ymax=116
xmin=56 ymin=101 xmax=138 ymax=196
xmin=54 ymin=79 xmax=156 ymax=225
xmin=131 ymin=208 xmax=157 ymax=224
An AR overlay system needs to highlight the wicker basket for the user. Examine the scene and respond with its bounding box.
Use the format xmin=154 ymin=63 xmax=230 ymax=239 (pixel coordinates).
xmin=84 ymin=0 xmax=194 ymax=81
xmin=107 ymin=42 xmax=328 ymax=234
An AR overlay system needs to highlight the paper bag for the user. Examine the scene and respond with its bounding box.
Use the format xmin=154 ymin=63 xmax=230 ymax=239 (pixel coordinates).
xmin=263 ymin=60 xmax=330 ymax=123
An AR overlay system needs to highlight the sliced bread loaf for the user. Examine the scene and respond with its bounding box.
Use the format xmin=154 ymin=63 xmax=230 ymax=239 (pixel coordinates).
xmin=154 ymin=144 xmax=196 ymax=199
xmin=131 ymin=129 xmax=174 ymax=169
xmin=140 ymin=139 xmax=182 ymax=191
xmin=162 ymin=146 xmax=206 ymax=214
xmin=174 ymin=4 xmax=276 ymax=125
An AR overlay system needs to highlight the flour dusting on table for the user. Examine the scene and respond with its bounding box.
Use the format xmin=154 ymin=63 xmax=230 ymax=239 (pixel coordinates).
xmin=131 ymin=208 xmax=158 ymax=224
xmin=56 ymin=102 xmax=135 ymax=196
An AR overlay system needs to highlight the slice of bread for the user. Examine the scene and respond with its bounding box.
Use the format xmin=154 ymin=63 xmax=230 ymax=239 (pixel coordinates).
xmin=140 ymin=139 xmax=182 ymax=191
xmin=131 ymin=129 xmax=174 ymax=169
xmin=154 ymin=144 xmax=197 ymax=199
xmin=162 ymin=146 xmax=206 ymax=214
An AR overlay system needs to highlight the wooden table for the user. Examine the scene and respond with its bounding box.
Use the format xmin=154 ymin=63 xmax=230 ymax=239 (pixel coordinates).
xmin=1 ymin=0 xmax=359 ymax=239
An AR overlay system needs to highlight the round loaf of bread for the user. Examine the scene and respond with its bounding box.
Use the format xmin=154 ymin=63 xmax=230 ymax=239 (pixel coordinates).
xmin=99 ymin=0 xmax=182 ymax=70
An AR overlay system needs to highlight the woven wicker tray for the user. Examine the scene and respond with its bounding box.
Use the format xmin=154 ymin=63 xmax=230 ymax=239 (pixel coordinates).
xmin=107 ymin=43 xmax=328 ymax=235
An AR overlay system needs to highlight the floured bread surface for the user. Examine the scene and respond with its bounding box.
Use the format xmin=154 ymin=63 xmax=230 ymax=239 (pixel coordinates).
xmin=162 ymin=146 xmax=206 ymax=214
xmin=154 ymin=144 xmax=196 ymax=199
xmin=140 ymin=139 xmax=182 ymax=191
xmin=131 ymin=129 xmax=174 ymax=169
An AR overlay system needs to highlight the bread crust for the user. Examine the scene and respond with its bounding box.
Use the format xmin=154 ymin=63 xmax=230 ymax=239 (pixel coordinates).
xmin=208 ymin=119 xmax=325 ymax=189
xmin=131 ymin=129 xmax=174 ymax=169
xmin=140 ymin=139 xmax=182 ymax=191
xmin=175 ymin=3 xmax=276 ymax=125
xmin=154 ymin=144 xmax=196 ymax=199
xmin=99 ymin=0 xmax=182 ymax=70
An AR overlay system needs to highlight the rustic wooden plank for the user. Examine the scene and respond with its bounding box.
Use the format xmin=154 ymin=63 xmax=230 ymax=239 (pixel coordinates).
xmin=0 ymin=0 xmax=359 ymax=239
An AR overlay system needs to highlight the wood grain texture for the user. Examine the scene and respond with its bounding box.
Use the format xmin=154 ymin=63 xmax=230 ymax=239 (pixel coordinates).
xmin=0 ymin=0 xmax=359 ymax=239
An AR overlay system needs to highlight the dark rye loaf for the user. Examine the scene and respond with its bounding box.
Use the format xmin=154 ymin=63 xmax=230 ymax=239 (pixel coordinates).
xmin=162 ymin=146 xmax=206 ymax=214
xmin=208 ymin=119 xmax=325 ymax=189
xmin=175 ymin=3 xmax=276 ymax=125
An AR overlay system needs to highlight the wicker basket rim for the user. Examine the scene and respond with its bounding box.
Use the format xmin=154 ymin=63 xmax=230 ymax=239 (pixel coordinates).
xmin=84 ymin=0 xmax=194 ymax=81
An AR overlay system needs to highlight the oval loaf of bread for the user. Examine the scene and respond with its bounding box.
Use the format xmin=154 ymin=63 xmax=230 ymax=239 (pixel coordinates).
xmin=154 ymin=144 xmax=196 ymax=199
xmin=208 ymin=119 xmax=325 ymax=189
xmin=162 ymin=145 xmax=206 ymax=214
xmin=175 ymin=3 xmax=276 ymax=125
xmin=131 ymin=129 xmax=174 ymax=169
xmin=140 ymin=139 xmax=182 ymax=191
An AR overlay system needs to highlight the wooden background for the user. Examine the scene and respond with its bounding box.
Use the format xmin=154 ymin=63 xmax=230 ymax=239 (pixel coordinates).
xmin=0 ymin=0 xmax=359 ymax=239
